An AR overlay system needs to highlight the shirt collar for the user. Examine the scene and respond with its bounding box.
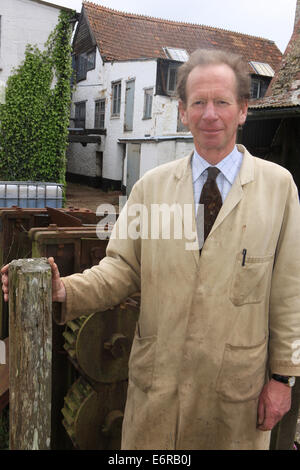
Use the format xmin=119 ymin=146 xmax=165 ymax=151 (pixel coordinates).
xmin=192 ymin=145 xmax=242 ymax=185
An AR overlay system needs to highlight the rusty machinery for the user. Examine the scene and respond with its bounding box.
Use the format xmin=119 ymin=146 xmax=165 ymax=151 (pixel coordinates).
xmin=27 ymin=215 xmax=139 ymax=450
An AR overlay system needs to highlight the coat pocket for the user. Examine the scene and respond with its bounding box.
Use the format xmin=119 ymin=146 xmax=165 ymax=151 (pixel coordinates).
xmin=229 ymin=253 xmax=274 ymax=306
xmin=216 ymin=337 xmax=267 ymax=402
xmin=128 ymin=330 xmax=157 ymax=393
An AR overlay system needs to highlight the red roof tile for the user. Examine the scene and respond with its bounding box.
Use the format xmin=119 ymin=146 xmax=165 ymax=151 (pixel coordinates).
xmin=83 ymin=1 xmax=282 ymax=73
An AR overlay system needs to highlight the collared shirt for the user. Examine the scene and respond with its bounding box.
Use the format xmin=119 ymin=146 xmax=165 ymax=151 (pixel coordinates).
xmin=192 ymin=145 xmax=243 ymax=213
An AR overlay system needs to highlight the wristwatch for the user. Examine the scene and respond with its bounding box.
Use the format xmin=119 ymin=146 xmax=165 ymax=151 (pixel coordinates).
xmin=272 ymin=374 xmax=296 ymax=387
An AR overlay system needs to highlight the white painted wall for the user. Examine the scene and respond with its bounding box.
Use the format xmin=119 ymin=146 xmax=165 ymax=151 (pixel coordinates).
xmin=139 ymin=139 xmax=194 ymax=180
xmin=0 ymin=0 xmax=64 ymax=84
xmin=67 ymin=51 xmax=193 ymax=186
xmin=152 ymin=96 xmax=180 ymax=136
xmin=68 ymin=55 xmax=160 ymax=182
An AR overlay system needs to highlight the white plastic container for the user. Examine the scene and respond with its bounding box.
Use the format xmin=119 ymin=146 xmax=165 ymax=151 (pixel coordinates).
xmin=0 ymin=182 xmax=63 ymax=208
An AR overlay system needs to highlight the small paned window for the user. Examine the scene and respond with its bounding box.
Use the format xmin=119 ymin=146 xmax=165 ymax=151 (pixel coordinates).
xmin=95 ymin=99 xmax=105 ymax=129
xmin=87 ymin=50 xmax=96 ymax=71
xmin=111 ymin=81 xmax=121 ymax=116
xmin=75 ymin=54 xmax=87 ymax=82
xmin=167 ymin=65 xmax=178 ymax=94
xmin=143 ymin=88 xmax=153 ymax=119
xmin=74 ymin=101 xmax=86 ymax=129
xmin=250 ymin=77 xmax=271 ymax=99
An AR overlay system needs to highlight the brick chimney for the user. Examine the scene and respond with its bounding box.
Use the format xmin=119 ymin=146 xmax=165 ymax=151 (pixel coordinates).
xmin=295 ymin=0 xmax=300 ymax=29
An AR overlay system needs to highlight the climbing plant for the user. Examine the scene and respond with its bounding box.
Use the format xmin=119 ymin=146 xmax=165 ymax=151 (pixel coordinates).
xmin=0 ymin=10 xmax=75 ymax=185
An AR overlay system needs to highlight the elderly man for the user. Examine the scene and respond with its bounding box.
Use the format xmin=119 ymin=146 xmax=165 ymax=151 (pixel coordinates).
xmin=2 ymin=49 xmax=300 ymax=450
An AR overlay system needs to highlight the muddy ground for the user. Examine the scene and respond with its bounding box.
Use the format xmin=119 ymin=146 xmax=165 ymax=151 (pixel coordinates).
xmin=65 ymin=182 xmax=122 ymax=213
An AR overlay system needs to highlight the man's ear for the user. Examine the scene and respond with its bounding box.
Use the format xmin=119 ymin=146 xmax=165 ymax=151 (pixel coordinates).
xmin=239 ymin=99 xmax=248 ymax=126
xmin=178 ymin=99 xmax=188 ymax=127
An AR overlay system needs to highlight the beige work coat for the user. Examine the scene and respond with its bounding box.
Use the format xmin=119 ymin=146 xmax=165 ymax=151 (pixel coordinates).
xmin=58 ymin=145 xmax=300 ymax=450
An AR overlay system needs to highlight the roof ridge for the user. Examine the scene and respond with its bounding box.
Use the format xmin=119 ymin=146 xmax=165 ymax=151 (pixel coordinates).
xmin=82 ymin=1 xmax=276 ymax=44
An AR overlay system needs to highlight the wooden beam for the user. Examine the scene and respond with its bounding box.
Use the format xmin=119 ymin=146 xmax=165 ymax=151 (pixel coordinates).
xmin=68 ymin=128 xmax=107 ymax=135
xmin=9 ymin=259 xmax=52 ymax=450
xmin=68 ymin=135 xmax=102 ymax=144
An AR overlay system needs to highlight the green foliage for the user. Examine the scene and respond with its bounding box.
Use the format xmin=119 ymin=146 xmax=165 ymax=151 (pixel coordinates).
xmin=0 ymin=10 xmax=75 ymax=185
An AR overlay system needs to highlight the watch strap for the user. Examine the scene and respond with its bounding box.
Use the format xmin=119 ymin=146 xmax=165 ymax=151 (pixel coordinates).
xmin=272 ymin=374 xmax=295 ymax=387
xmin=272 ymin=374 xmax=289 ymax=384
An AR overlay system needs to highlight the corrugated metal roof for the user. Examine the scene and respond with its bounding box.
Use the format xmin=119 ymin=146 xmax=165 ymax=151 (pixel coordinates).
xmin=164 ymin=47 xmax=189 ymax=62
xmin=249 ymin=61 xmax=275 ymax=77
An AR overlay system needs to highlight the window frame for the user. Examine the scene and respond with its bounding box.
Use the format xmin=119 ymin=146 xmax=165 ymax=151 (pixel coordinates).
xmin=111 ymin=80 xmax=122 ymax=117
xmin=143 ymin=88 xmax=153 ymax=120
xmin=167 ymin=64 xmax=178 ymax=94
xmin=250 ymin=76 xmax=271 ymax=99
xmin=74 ymin=101 xmax=86 ymax=129
xmin=94 ymin=98 xmax=106 ymax=129
xmin=86 ymin=49 xmax=96 ymax=72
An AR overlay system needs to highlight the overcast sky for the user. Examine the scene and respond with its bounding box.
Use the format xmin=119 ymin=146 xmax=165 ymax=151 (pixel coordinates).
xmin=49 ymin=0 xmax=297 ymax=53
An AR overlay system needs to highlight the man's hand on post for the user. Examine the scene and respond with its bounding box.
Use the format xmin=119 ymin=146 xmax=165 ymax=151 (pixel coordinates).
xmin=257 ymin=379 xmax=292 ymax=431
xmin=1 ymin=264 xmax=9 ymax=302
xmin=47 ymin=257 xmax=67 ymax=302
xmin=1 ymin=257 xmax=66 ymax=303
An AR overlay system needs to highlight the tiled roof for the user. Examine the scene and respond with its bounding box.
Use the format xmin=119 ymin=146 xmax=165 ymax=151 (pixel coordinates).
xmin=250 ymin=19 xmax=300 ymax=109
xmin=83 ymin=1 xmax=282 ymax=73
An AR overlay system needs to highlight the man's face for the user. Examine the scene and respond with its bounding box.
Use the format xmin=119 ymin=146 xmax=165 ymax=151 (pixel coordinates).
xmin=179 ymin=64 xmax=248 ymax=163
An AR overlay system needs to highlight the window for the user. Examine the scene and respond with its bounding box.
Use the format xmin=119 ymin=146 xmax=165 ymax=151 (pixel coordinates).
xmin=74 ymin=49 xmax=96 ymax=82
xmin=111 ymin=81 xmax=121 ymax=116
xmin=75 ymin=54 xmax=87 ymax=82
xmin=143 ymin=88 xmax=153 ymax=119
xmin=95 ymin=99 xmax=105 ymax=129
xmin=167 ymin=65 xmax=178 ymax=94
xmin=74 ymin=101 xmax=86 ymax=129
xmin=250 ymin=77 xmax=271 ymax=99
xmin=249 ymin=62 xmax=274 ymax=99
xmin=87 ymin=50 xmax=96 ymax=71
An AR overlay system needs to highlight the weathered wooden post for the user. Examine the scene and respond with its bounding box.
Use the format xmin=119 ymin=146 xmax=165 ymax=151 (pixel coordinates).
xmin=9 ymin=258 xmax=52 ymax=450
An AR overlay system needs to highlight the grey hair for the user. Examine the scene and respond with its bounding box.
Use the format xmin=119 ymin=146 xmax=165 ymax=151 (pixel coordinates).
xmin=176 ymin=48 xmax=251 ymax=104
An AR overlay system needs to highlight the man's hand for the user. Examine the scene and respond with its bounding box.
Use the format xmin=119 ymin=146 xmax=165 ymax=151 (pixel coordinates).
xmin=1 ymin=264 xmax=9 ymax=302
xmin=257 ymin=379 xmax=292 ymax=431
xmin=1 ymin=257 xmax=66 ymax=303
xmin=47 ymin=257 xmax=67 ymax=302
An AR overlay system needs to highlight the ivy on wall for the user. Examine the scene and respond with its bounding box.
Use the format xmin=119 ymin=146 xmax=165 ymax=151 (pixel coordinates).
xmin=0 ymin=10 xmax=75 ymax=185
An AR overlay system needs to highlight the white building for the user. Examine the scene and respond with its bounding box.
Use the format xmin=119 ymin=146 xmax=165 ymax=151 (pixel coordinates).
xmin=0 ymin=0 xmax=73 ymax=89
xmin=68 ymin=2 xmax=283 ymax=194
